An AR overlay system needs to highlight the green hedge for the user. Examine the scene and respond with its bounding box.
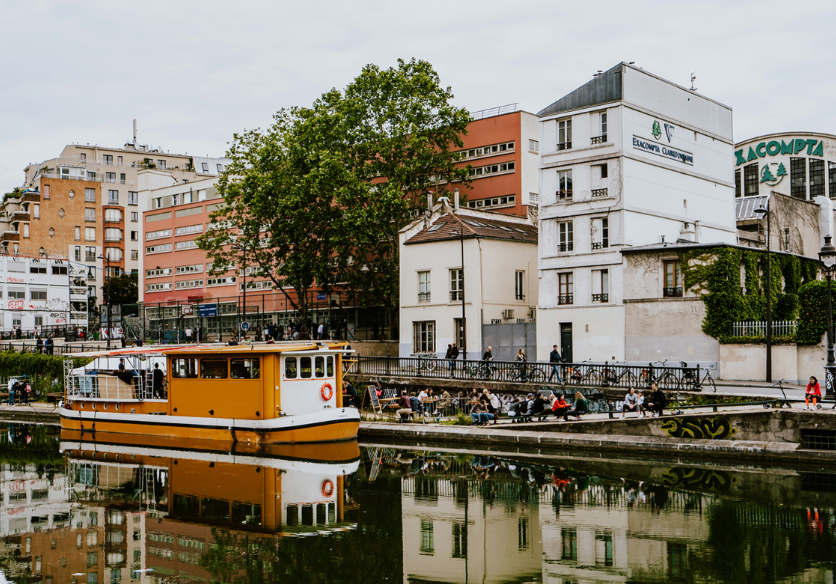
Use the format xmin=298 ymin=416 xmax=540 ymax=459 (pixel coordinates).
xmin=0 ymin=351 xmax=91 ymax=394
xmin=796 ymin=279 xmax=831 ymax=344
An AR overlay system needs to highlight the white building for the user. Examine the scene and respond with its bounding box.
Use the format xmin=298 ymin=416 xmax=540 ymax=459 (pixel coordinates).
xmin=399 ymin=197 xmax=538 ymax=358
xmin=0 ymin=255 xmax=80 ymax=334
xmin=536 ymin=62 xmax=737 ymax=362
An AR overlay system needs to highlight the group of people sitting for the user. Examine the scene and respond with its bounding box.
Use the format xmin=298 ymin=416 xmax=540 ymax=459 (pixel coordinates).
xmin=620 ymin=384 xmax=667 ymax=418
xmin=507 ymin=391 xmax=589 ymax=422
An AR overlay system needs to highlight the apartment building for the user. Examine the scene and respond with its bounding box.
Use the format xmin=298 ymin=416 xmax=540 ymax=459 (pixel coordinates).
xmin=536 ymin=62 xmax=738 ymax=362
xmin=455 ymin=106 xmax=540 ymax=217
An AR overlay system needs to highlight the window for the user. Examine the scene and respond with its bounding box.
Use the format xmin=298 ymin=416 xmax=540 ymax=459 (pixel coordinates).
xmin=74 ymin=226 xmax=81 ymax=241
xmin=74 ymin=246 xmax=81 ymax=261
xmin=85 ymin=208 xmax=95 ymax=222
xmin=105 ymin=209 xmax=122 ymax=222
xmin=558 ymin=221 xmax=573 ymax=252
xmin=146 ymin=268 xmax=172 ymax=278
xmin=117 ymin=155 xmax=122 ymax=166
xmin=202 ymin=162 xmax=209 ymax=172
xmin=175 ymin=279 xmax=203 ymax=289
xmin=169 ymin=358 xmax=198 ymax=378
xmin=515 ymin=271 xmax=524 ymax=300
xmin=146 ymin=229 xmax=172 ymax=240
xmin=217 ymin=163 xmax=224 ymax=172
xmin=106 ymin=172 xmax=115 ymax=183
xmin=105 ymin=248 xmax=122 ymax=261
xmin=230 ymin=357 xmax=261 ymax=379
xmin=128 ymin=191 xmax=138 ymax=205
xmin=600 ymin=163 xmax=608 ymax=179
xmin=593 ymin=270 xmax=609 ymax=302
xmin=103 ymin=155 xmax=113 ymax=165
xmin=735 ymin=169 xmax=741 ymax=198
xmin=130 ymin=211 xmax=138 ymax=222
xmin=44 ymin=185 xmax=49 ymax=199
xmin=33 ymin=204 xmax=39 ymax=219
xmin=30 ymin=289 xmax=47 ymax=301
xmin=285 ymin=357 xmax=297 ymax=378
xmin=528 ymin=139 xmax=539 ymax=153
xmin=131 ymin=249 xmax=138 ymax=260
xmin=8 ymin=261 xmax=23 ymax=272
xmin=23 ymin=224 xmax=28 ymax=238
xmin=791 ymin=158 xmax=807 ymax=199
xmin=600 ymin=112 xmax=607 ymax=140
xmin=85 ymin=188 xmax=95 ymax=202
xmin=418 ymin=271 xmax=431 ymax=302
xmin=450 ymin=269 xmax=463 ymax=301
xmin=87 ymin=171 xmax=95 ymax=180
xmin=592 ymin=217 xmax=609 ymax=249
xmin=80 ymin=153 xmax=86 ymax=162
xmin=120 ymin=173 xmax=126 ymax=184
xmin=176 ymin=264 xmax=203 ymax=274
xmin=52 ymin=265 xmax=67 ymax=275
xmin=146 ymin=243 xmax=172 ymax=254
xmin=663 ymin=260 xmax=683 ymax=297
xmin=29 ymin=265 xmax=46 ymax=274
xmin=557 ymin=170 xmax=572 ymax=200
xmin=467 ymin=161 xmax=515 ymax=178
xmin=558 ymin=273 xmax=573 ymax=304
xmin=557 ymin=119 xmax=572 ymax=150
xmin=68 ymin=189 xmax=75 ymax=198
xmin=829 ymin=162 xmax=836 ymax=199
xmin=108 ymin=190 xmax=119 ymax=204
xmin=200 ymin=359 xmax=227 ymax=379
xmin=175 ymin=224 xmax=203 ymax=236
xmin=206 ymin=276 xmax=236 ymax=286
xmin=145 ymin=282 xmax=172 ymax=291
xmin=130 ymin=231 xmax=138 ymax=241
xmin=105 ymin=228 xmax=121 ymax=242
xmin=413 ymin=321 xmax=435 ymax=353
xmin=85 ymin=247 xmax=96 ymax=262
xmin=810 ymin=159 xmax=825 ymax=198
xmin=456 ymin=141 xmax=514 ymax=160
xmin=561 ymin=527 xmax=578 ymax=560
xmin=744 ymin=163 xmax=759 ymax=196
xmin=420 ymin=520 xmax=434 ymax=555
xmin=35 ymin=316 xmax=43 ymax=327
xmin=175 ymin=240 xmax=198 ymax=250
xmin=300 ymin=356 xmax=312 ymax=378
xmin=85 ymin=227 xmax=96 ymax=241
xmin=157 ymin=160 xmax=166 ymax=170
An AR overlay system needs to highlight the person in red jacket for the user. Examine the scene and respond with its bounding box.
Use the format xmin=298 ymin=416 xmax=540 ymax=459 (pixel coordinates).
xmin=806 ymin=376 xmax=822 ymax=410
xmin=551 ymin=392 xmax=570 ymax=421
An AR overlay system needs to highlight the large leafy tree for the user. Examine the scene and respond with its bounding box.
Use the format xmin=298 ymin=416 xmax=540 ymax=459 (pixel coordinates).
xmin=197 ymin=109 xmax=369 ymax=335
xmin=101 ymin=272 xmax=138 ymax=306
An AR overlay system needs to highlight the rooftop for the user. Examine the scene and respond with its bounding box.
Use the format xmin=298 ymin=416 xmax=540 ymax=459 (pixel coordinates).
xmin=405 ymin=212 xmax=537 ymax=245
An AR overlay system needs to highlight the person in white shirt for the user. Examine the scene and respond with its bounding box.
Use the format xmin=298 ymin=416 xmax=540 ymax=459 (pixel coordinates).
xmin=7 ymin=378 xmax=15 ymax=406
xmin=318 ymin=323 xmax=325 ymax=340
xmin=621 ymin=387 xmax=640 ymax=418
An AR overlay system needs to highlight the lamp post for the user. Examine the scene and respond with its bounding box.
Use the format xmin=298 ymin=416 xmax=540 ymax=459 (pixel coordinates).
xmin=451 ymin=227 xmax=466 ymax=360
xmin=97 ymin=254 xmax=112 ymax=349
xmin=233 ymin=244 xmax=246 ymax=341
xmin=754 ymin=203 xmax=772 ymax=382
xmin=818 ymin=235 xmax=836 ymax=399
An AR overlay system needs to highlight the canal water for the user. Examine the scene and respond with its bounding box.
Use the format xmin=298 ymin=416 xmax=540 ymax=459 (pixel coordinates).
xmin=0 ymin=423 xmax=834 ymax=583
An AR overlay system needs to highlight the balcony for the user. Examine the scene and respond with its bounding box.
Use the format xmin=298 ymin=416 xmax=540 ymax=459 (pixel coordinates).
xmin=590 ymin=135 xmax=608 ymax=145
xmin=592 ymin=293 xmax=609 ymax=303
xmin=663 ymin=287 xmax=683 ymax=298
xmin=556 ymin=142 xmax=572 ymax=151
xmin=1 ymin=231 xmax=19 ymax=242
xmin=104 ymin=236 xmax=122 ymax=243
xmin=558 ymin=242 xmax=573 ymax=252
xmin=591 ymin=188 xmax=608 ymax=198
xmin=557 ymin=190 xmax=572 ymax=201
xmin=558 ymin=294 xmax=574 ymax=305
xmin=592 ymin=242 xmax=608 ymax=250
xmin=418 ymin=292 xmax=431 ymax=302
xmin=104 ymin=217 xmax=122 ymax=224
xmin=21 ymin=192 xmax=40 ymax=203
xmin=9 ymin=211 xmax=29 ymax=222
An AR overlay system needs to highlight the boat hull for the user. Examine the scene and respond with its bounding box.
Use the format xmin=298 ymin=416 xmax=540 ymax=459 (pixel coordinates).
xmin=58 ymin=406 xmax=360 ymax=444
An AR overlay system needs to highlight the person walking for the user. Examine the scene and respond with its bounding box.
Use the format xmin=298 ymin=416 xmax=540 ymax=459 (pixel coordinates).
xmin=548 ymin=345 xmax=563 ymax=384
xmin=120 ymin=334 xmax=126 ymax=348
xmin=806 ymin=376 xmax=822 ymax=410
xmin=516 ymin=348 xmax=527 ymax=382
xmin=317 ymin=322 xmax=325 ymax=341
xmin=46 ymin=335 xmax=54 ymax=355
xmin=446 ymin=343 xmax=460 ymax=378
xmin=36 ymin=335 xmax=43 ymax=354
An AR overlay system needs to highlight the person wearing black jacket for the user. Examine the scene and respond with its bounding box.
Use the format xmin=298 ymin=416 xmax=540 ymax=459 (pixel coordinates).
xmin=152 ymin=363 xmax=165 ymax=399
xmin=548 ymin=345 xmax=563 ymax=384
xmin=646 ymin=383 xmax=667 ymax=416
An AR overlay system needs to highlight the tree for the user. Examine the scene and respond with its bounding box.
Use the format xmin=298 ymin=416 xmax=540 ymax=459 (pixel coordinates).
xmin=197 ymin=109 xmax=368 ymax=336
xmin=318 ymin=58 xmax=472 ymax=339
xmin=101 ymin=272 xmax=138 ymax=306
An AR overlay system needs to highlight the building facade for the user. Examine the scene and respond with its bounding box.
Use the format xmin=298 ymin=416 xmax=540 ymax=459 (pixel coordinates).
xmin=536 ymin=62 xmax=738 ymax=362
xmin=399 ymin=198 xmax=538 ymax=358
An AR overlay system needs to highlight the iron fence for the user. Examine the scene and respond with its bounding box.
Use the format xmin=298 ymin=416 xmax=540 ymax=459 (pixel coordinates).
xmin=730 ymin=320 xmax=797 ymax=337
xmin=351 ymin=356 xmax=702 ymax=391
xmin=0 ymin=342 xmax=108 ymax=356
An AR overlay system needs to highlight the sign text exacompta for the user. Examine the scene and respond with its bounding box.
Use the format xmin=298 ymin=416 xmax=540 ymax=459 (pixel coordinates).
xmin=633 ymin=136 xmax=694 ymax=166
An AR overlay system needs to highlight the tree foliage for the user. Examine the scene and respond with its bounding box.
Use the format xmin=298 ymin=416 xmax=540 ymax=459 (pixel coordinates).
xmin=101 ymin=272 xmax=138 ymax=306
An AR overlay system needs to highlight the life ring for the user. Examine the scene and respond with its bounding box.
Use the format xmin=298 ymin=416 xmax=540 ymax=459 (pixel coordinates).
xmin=322 ymin=480 xmax=334 ymax=497
xmin=321 ymin=383 xmax=333 ymax=401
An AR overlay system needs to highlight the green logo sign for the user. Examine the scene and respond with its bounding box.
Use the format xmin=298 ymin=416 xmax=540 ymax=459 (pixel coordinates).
xmin=735 ymin=138 xmax=824 ymax=166
xmin=760 ymin=162 xmax=787 ymax=186
xmin=652 ymin=120 xmax=662 ymax=140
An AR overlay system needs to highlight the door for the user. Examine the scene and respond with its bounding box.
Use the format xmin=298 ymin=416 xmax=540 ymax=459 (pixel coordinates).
xmin=560 ymin=323 xmax=573 ymax=363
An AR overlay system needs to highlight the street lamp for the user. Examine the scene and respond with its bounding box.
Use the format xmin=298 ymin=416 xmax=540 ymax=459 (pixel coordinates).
xmin=450 ymin=227 xmax=466 ymax=361
xmin=233 ymin=244 xmax=246 ymax=341
xmin=754 ymin=203 xmax=772 ymax=382
xmin=818 ymin=235 xmax=836 ymax=399
xmin=97 ymin=254 xmax=112 ymax=349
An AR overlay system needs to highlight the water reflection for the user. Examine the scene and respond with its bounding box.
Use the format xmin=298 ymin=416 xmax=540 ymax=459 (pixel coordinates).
xmin=0 ymin=423 xmax=833 ymax=583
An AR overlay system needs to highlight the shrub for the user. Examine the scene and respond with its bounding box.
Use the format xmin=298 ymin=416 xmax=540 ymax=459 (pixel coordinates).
xmin=797 ymin=280 xmax=830 ymax=345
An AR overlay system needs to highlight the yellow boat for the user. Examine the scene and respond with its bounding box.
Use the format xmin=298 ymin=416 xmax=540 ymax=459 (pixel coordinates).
xmin=59 ymin=342 xmax=360 ymax=444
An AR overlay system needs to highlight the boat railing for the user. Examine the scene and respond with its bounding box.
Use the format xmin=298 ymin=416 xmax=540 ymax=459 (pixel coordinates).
xmin=66 ymin=371 xmax=164 ymax=402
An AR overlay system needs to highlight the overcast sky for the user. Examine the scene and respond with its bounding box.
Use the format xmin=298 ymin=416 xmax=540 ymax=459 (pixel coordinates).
xmin=2 ymin=0 xmax=835 ymax=188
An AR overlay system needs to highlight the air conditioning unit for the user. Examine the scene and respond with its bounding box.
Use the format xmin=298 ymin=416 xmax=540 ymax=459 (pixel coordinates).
xmin=502 ymin=309 xmax=514 ymax=319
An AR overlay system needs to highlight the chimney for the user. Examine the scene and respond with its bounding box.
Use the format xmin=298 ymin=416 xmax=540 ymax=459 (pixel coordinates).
xmin=427 ymin=193 xmax=433 ymax=213
xmin=694 ymin=220 xmax=701 ymax=243
xmin=454 ymin=188 xmax=460 ymax=212
xmin=439 ymin=196 xmax=452 ymax=214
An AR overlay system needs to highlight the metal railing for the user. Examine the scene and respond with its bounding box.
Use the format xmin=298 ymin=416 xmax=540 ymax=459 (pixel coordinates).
xmin=591 ymin=188 xmax=608 ymax=197
xmin=730 ymin=320 xmax=797 ymax=337
xmin=350 ymin=357 xmax=701 ymax=391
xmin=66 ymin=372 xmax=162 ymax=401
xmin=556 ymin=142 xmax=572 ymax=151
xmin=558 ymin=242 xmax=573 ymax=252
xmin=558 ymin=295 xmax=573 ymax=305
xmin=663 ymin=287 xmax=683 ymax=298
xmin=590 ymin=135 xmax=607 ymax=145
xmin=592 ymin=293 xmax=608 ymax=302
xmin=470 ymin=103 xmax=518 ymax=120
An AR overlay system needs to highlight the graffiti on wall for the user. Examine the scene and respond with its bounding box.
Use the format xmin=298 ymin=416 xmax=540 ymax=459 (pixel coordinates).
xmin=660 ymin=416 xmax=736 ymax=440
xmin=662 ymin=467 xmax=735 ymax=492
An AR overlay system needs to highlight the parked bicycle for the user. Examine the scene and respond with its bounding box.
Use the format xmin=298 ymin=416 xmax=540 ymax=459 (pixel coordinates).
xmin=505 ymin=362 xmax=546 ymax=383
xmin=764 ymin=378 xmax=794 ymax=409
xmin=411 ymin=354 xmax=437 ymax=374
xmin=569 ymin=359 xmax=601 ymax=386
xmin=601 ymin=360 xmax=638 ymax=388
xmin=463 ymin=361 xmax=495 ymax=381
xmin=638 ymin=360 xmax=679 ymax=390
xmin=678 ymin=362 xmax=717 ymax=393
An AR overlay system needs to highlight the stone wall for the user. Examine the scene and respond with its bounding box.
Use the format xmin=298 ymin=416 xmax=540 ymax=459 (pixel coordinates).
xmin=718 ymin=338 xmax=826 ymax=384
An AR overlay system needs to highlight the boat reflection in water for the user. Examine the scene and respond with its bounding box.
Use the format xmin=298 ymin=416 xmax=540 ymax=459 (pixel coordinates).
xmin=60 ymin=431 xmax=360 ymax=582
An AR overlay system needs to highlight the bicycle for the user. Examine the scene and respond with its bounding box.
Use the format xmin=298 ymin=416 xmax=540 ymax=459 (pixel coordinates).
xmin=601 ymin=360 xmax=638 ymax=388
xmin=569 ymin=359 xmax=602 ymax=386
xmin=638 ymin=360 xmax=678 ymax=390
xmin=764 ymin=378 xmax=794 ymax=409
xmin=411 ymin=354 xmax=437 ymax=374
xmin=678 ymin=362 xmax=716 ymax=393
xmin=463 ymin=361 xmax=495 ymax=381
xmin=504 ymin=362 xmax=546 ymax=384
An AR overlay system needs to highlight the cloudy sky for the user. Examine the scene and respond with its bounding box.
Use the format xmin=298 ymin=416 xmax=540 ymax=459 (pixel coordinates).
xmin=1 ymin=0 xmax=835 ymax=188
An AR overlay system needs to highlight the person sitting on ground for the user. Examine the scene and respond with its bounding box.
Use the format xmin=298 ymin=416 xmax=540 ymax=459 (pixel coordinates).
xmin=551 ymin=392 xmax=570 ymax=421
xmin=523 ymin=393 xmax=536 ymax=417
xmin=621 ymin=387 xmax=641 ymax=418
xmin=806 ymin=376 xmax=822 ymax=410
xmin=507 ymin=396 xmax=523 ymax=422
xmin=563 ymin=391 xmax=588 ymax=420
xmin=396 ymin=391 xmax=413 ymax=422
xmin=646 ymin=383 xmax=667 ymax=417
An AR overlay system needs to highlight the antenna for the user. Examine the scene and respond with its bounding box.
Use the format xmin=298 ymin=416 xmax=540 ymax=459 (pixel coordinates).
xmin=690 ymin=72 xmax=697 ymax=92
xmin=133 ymin=119 xmax=137 ymax=144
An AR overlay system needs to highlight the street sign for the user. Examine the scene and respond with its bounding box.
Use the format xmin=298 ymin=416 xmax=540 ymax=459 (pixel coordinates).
xmin=199 ymin=304 xmax=218 ymax=317
xmin=316 ymin=293 xmax=327 ymax=301
xmin=240 ymin=321 xmax=250 ymax=332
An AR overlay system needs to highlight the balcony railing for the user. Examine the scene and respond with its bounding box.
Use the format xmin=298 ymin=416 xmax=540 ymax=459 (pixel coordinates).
xmin=449 ymin=291 xmax=463 ymax=301
xmin=104 ymin=217 xmax=122 ymax=224
xmin=663 ymin=287 xmax=683 ymax=298
xmin=592 ymin=293 xmax=609 ymax=303
xmin=557 ymin=190 xmax=572 ymax=201
xmin=558 ymin=294 xmax=573 ymax=305
xmin=515 ymin=294 xmax=525 ymax=301
xmin=590 ymin=135 xmax=608 ymax=145
xmin=730 ymin=320 xmax=798 ymax=337
xmin=10 ymin=212 xmax=29 ymax=222
xmin=104 ymin=236 xmax=122 ymax=243
xmin=418 ymin=292 xmax=431 ymax=302
xmin=556 ymin=142 xmax=572 ymax=151
xmin=1 ymin=231 xmax=20 ymax=242
xmin=591 ymin=188 xmax=608 ymax=198
xmin=558 ymin=242 xmax=573 ymax=252
xmin=21 ymin=192 xmax=40 ymax=203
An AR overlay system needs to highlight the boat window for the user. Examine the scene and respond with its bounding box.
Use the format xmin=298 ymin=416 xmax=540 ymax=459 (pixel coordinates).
xmin=202 ymin=498 xmax=229 ymax=522
xmin=314 ymin=356 xmax=325 ymax=378
xmin=300 ymin=357 xmax=312 ymax=378
xmin=326 ymin=356 xmax=334 ymax=377
xmin=231 ymin=502 xmax=262 ymax=526
xmin=231 ymin=358 xmax=260 ymax=380
xmin=171 ymin=358 xmax=198 ymax=378
xmin=285 ymin=357 xmax=297 ymax=379
xmin=200 ymin=359 xmax=228 ymax=379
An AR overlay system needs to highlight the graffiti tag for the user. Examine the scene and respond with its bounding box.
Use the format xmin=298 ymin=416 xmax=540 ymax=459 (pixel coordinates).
xmin=7 ymin=300 xmax=23 ymax=310
xmin=660 ymin=416 xmax=736 ymax=440
xmin=5 ymin=277 xmax=23 ymax=283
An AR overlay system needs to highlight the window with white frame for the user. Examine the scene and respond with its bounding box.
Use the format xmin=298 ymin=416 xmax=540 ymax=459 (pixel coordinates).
xmin=449 ymin=269 xmax=463 ymax=301
xmin=146 ymin=229 xmax=172 ymax=240
xmin=105 ymin=247 xmax=122 ymax=261
xmin=104 ymin=228 xmax=121 ymax=242
xmin=592 ymin=269 xmax=609 ymax=303
xmin=33 ymin=204 xmax=39 ymax=219
xmin=105 ymin=209 xmax=122 ymax=222
xmin=146 ymin=243 xmax=172 ymax=254
xmin=557 ymin=170 xmax=573 ymax=201
xmin=456 ymin=141 xmax=515 ymax=161
xmin=75 ymin=226 xmax=81 ymax=241
xmin=217 ymin=163 xmax=224 ymax=172
xmin=85 ymin=188 xmax=95 ymax=203
xmin=207 ymin=276 xmax=236 ymax=286
xmin=515 ymin=271 xmax=525 ymax=300
xmin=146 ymin=268 xmax=172 ymax=278
xmin=412 ymin=321 xmax=435 ymax=353
xmin=22 ymin=224 xmax=28 ymax=238
xmin=103 ymin=155 xmax=113 ymax=165
xmin=30 ymin=289 xmax=47 ymax=301
xmin=176 ymin=279 xmax=203 ymax=289
xmin=558 ymin=222 xmax=573 ymax=252
xmin=201 ymin=162 xmax=209 ymax=172
xmin=528 ymin=139 xmax=539 ymax=153
xmin=85 ymin=227 xmax=96 ymax=241
xmin=117 ymin=155 xmax=122 ymax=166
xmin=106 ymin=172 xmax=115 ymax=183
xmin=130 ymin=250 xmax=138 ymax=260
xmin=128 ymin=192 xmax=138 ymax=205
xmin=175 ymin=240 xmax=198 ymax=251
xmin=175 ymin=224 xmax=203 ymax=237
xmin=80 ymin=153 xmax=86 ymax=162
xmin=176 ymin=264 xmax=204 ymax=275
xmin=557 ymin=119 xmax=572 ymax=150
xmin=85 ymin=247 xmax=96 ymax=262
xmin=158 ymin=160 xmax=166 ymax=170
xmin=467 ymin=161 xmax=515 ymax=178
xmin=7 ymin=288 xmax=25 ymax=300
xmin=558 ymin=273 xmax=573 ymax=305
xmin=85 ymin=208 xmax=95 ymax=222
xmin=241 ymin=280 xmax=272 ymax=291
xmin=418 ymin=271 xmax=431 ymax=302
xmin=146 ymin=282 xmax=172 ymax=292
xmin=108 ymin=190 xmax=119 ymax=204
xmin=592 ymin=217 xmax=609 ymax=249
